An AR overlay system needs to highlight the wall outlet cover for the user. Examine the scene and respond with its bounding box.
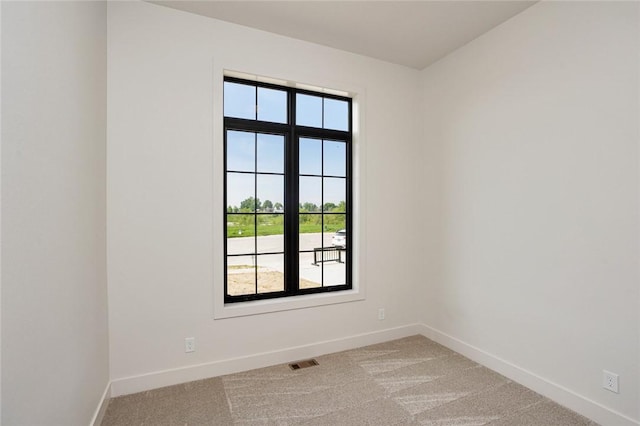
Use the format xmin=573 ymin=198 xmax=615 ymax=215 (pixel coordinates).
xmin=185 ymin=337 xmax=195 ymax=353
xmin=603 ymin=370 xmax=619 ymax=393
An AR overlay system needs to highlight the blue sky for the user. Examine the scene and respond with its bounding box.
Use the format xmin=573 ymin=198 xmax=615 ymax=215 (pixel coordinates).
xmin=224 ymin=82 xmax=348 ymax=131
xmin=225 ymin=82 xmax=348 ymax=209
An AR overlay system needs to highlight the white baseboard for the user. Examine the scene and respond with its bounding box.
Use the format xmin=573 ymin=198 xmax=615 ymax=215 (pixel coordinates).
xmin=418 ymin=324 xmax=639 ymax=426
xmin=90 ymin=382 xmax=111 ymax=426
xmin=110 ymin=323 xmax=423 ymax=397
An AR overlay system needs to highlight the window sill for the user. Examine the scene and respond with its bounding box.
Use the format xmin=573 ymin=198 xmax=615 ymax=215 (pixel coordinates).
xmin=213 ymin=287 xmax=364 ymax=319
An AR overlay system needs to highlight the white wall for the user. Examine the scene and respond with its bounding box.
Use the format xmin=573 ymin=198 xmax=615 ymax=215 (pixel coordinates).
xmin=10 ymin=1 xmax=629 ymax=424
xmin=107 ymin=1 xmax=423 ymax=393
xmin=1 ymin=1 xmax=109 ymax=425
xmin=420 ymin=2 xmax=639 ymax=423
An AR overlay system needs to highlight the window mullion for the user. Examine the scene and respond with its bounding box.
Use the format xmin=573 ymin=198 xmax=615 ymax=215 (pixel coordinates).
xmin=320 ymin=139 xmax=324 ymax=287
xmin=253 ymin=132 xmax=258 ymax=295
xmin=285 ymin=88 xmax=299 ymax=294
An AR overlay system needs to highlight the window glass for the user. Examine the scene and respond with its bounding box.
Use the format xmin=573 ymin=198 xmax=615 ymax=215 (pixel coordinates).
xmin=299 ymin=177 xmax=322 ymax=213
xmin=224 ymin=82 xmax=255 ymax=120
xmin=226 ymin=131 xmax=254 ymax=172
xmin=300 ymin=213 xmax=322 ymax=238
xmin=299 ymin=252 xmax=322 ymax=289
xmin=323 ymin=177 xmax=345 ymax=207
xmin=257 ymin=87 xmax=287 ymax=123
xmin=296 ymin=94 xmax=322 ymax=128
xmin=299 ymin=217 xmax=322 ymax=251
xmin=257 ymin=254 xmax=285 ymax=293
xmin=323 ymin=140 xmax=346 ymax=177
xmin=299 ymin=138 xmax=322 ymax=176
xmin=257 ymin=175 xmax=283 ymax=213
xmin=257 ymin=215 xmax=284 ymax=253
xmin=226 ymin=214 xmax=254 ymax=254
xmin=323 ymin=254 xmax=346 ymax=287
xmin=257 ymin=134 xmax=284 ymax=173
xmin=324 ymin=98 xmax=349 ymax=131
xmin=324 ymin=215 xmax=346 ymax=240
xmin=227 ymin=172 xmax=255 ymax=212
xmin=226 ymin=255 xmax=256 ymax=296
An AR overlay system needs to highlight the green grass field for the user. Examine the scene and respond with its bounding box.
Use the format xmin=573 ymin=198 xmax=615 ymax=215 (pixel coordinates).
xmin=227 ymin=217 xmax=344 ymax=238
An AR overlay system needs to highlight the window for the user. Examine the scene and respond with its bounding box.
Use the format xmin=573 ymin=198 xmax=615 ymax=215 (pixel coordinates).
xmin=224 ymin=77 xmax=352 ymax=303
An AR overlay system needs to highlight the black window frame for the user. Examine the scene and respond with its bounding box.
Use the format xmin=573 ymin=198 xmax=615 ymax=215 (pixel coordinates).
xmin=223 ymin=76 xmax=353 ymax=303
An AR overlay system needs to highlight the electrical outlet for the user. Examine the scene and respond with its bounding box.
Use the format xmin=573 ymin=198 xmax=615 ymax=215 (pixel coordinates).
xmin=378 ymin=308 xmax=385 ymax=320
xmin=603 ymin=370 xmax=619 ymax=393
xmin=185 ymin=337 xmax=195 ymax=353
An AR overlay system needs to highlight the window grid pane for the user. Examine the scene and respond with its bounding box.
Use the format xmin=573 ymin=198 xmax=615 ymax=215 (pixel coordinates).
xmin=224 ymin=82 xmax=256 ymax=120
xmin=227 ymin=255 xmax=257 ymax=296
xmin=257 ymin=254 xmax=285 ymax=294
xmin=257 ymin=134 xmax=285 ymax=173
xmin=257 ymin=88 xmax=287 ymax=124
xmin=323 ymin=98 xmax=349 ymax=131
xmin=296 ymin=94 xmax=322 ymax=128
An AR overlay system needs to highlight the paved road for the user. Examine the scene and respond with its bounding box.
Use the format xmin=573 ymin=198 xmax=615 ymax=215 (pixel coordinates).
xmin=227 ymin=232 xmax=346 ymax=285
xmin=227 ymin=232 xmax=335 ymax=254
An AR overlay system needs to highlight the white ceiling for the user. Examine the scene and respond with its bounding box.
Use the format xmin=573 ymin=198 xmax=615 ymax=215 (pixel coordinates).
xmin=150 ymin=1 xmax=537 ymax=70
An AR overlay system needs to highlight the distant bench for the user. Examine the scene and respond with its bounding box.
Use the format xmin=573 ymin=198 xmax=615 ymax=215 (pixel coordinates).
xmin=313 ymin=246 xmax=345 ymax=266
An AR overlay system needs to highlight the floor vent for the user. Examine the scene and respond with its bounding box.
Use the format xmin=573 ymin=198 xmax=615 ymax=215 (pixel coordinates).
xmin=289 ymin=359 xmax=319 ymax=370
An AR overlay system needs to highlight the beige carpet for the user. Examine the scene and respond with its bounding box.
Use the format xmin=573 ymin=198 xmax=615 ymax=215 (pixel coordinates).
xmin=102 ymin=335 xmax=597 ymax=425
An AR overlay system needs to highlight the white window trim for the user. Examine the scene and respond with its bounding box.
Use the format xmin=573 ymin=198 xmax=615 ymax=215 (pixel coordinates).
xmin=212 ymin=66 xmax=367 ymax=319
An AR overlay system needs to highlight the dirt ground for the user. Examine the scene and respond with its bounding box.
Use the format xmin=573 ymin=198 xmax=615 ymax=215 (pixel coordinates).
xmin=227 ymin=267 xmax=320 ymax=296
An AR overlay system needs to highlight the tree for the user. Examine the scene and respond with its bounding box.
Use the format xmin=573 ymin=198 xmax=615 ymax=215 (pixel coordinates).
xmin=240 ymin=197 xmax=261 ymax=212
xmin=274 ymin=202 xmax=283 ymax=212
xmin=301 ymin=202 xmax=319 ymax=212
xmin=323 ymin=202 xmax=336 ymax=212
xmin=263 ymin=200 xmax=273 ymax=211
